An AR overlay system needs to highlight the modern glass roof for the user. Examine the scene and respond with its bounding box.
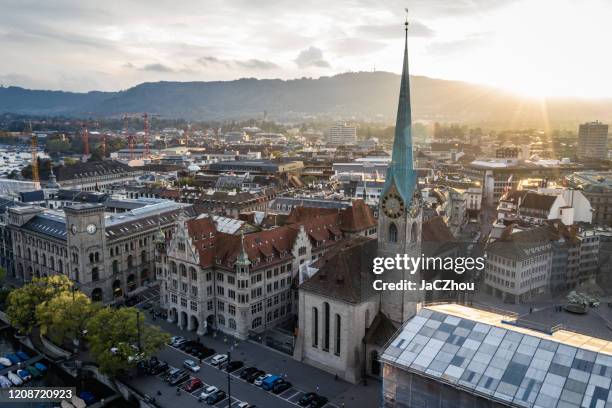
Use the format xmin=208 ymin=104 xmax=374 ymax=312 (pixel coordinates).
xmin=381 ymin=306 xmax=612 ymax=408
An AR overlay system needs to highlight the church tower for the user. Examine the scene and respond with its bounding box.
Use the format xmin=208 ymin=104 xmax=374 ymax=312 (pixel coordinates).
xmin=378 ymin=20 xmax=423 ymax=325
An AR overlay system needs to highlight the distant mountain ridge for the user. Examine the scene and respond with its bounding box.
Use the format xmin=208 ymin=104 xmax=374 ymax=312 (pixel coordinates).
xmin=1 ymin=72 xmax=612 ymax=128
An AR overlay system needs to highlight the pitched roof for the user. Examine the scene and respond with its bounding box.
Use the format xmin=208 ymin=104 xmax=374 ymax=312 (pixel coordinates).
xmin=339 ymin=200 xmax=376 ymax=232
xmin=214 ymin=227 xmax=296 ymax=269
xmin=55 ymin=160 xmax=138 ymax=182
xmin=421 ymin=216 xmax=458 ymax=257
xmin=301 ymin=236 xmax=377 ymax=303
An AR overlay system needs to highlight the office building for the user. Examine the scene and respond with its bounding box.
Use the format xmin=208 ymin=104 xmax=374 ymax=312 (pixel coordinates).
xmin=327 ymin=124 xmax=357 ymax=146
xmin=578 ymin=121 xmax=608 ymax=161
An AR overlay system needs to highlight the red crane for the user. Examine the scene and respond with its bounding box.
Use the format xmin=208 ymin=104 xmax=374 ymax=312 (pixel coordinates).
xmin=29 ymin=121 xmax=40 ymax=190
xmin=143 ymin=113 xmax=150 ymax=159
xmin=123 ymin=114 xmax=135 ymax=160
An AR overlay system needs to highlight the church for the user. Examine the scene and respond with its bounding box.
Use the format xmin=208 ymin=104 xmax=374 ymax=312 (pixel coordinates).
xmin=293 ymin=21 xmax=424 ymax=383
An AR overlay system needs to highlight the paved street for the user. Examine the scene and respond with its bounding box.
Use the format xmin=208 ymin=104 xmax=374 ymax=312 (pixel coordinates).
xmin=128 ymin=299 xmax=381 ymax=408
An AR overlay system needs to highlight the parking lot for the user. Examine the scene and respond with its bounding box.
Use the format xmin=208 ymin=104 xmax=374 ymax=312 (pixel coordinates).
xmin=159 ymin=342 xmax=337 ymax=408
xmin=129 ymin=298 xmax=378 ymax=408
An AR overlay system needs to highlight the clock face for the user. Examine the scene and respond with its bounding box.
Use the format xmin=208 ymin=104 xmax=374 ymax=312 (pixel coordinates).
xmin=71 ymin=225 xmax=77 ymax=235
xmin=86 ymin=223 xmax=97 ymax=235
xmin=381 ymin=192 xmax=404 ymax=218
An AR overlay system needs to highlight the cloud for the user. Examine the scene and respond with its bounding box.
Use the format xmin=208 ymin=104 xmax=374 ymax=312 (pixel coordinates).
xmin=295 ymin=47 xmax=330 ymax=68
xmin=140 ymin=63 xmax=175 ymax=73
xmin=196 ymin=56 xmax=231 ymax=68
xmin=329 ymin=38 xmax=383 ymax=56
xmin=357 ymin=21 xmax=435 ymax=39
xmin=234 ymin=59 xmax=278 ymax=70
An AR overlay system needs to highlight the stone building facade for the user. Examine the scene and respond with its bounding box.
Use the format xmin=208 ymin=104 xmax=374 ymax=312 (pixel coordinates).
xmin=8 ymin=200 xmax=187 ymax=302
xmin=157 ymin=201 xmax=377 ymax=339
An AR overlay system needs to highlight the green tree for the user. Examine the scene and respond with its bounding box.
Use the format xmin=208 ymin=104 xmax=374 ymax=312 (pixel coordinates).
xmin=0 ymin=267 xmax=6 ymax=282
xmin=36 ymin=291 xmax=99 ymax=346
xmin=6 ymin=275 xmax=74 ymax=334
xmin=86 ymin=307 xmax=169 ymax=376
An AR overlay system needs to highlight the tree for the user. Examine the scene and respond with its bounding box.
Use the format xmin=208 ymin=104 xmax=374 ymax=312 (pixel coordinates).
xmin=6 ymin=275 xmax=74 ymax=334
xmin=36 ymin=291 xmax=99 ymax=346
xmin=86 ymin=307 xmax=169 ymax=376
xmin=0 ymin=266 xmax=6 ymax=282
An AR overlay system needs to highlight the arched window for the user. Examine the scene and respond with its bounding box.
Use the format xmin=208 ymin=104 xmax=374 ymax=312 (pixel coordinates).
xmin=49 ymin=256 xmax=55 ymax=271
xmin=312 ymin=307 xmax=319 ymax=347
xmin=92 ymin=267 xmax=99 ymax=282
xmin=179 ymin=264 xmax=186 ymax=277
xmin=411 ymin=222 xmax=418 ymax=243
xmin=388 ymin=223 xmax=398 ymax=243
xmin=141 ymin=250 xmax=146 ymax=263
xmin=112 ymin=260 xmax=118 ymax=273
xmin=95 ymin=252 xmax=100 ymax=262
xmin=27 ymin=248 xmax=31 ymax=260
xmin=41 ymin=253 xmax=46 ymax=266
xmin=334 ymin=314 xmax=341 ymax=355
xmin=323 ymin=302 xmax=330 ymax=351
xmin=17 ymin=245 xmax=21 ymax=257
xmin=170 ymin=261 xmax=177 ymax=274
xmin=58 ymin=259 xmax=63 ymax=274
xmin=34 ymin=251 xmax=39 ymax=264
xmin=89 ymin=253 xmax=94 ymax=263
xmin=189 ymin=267 xmax=197 ymax=281
xmin=229 ymin=318 xmax=236 ymax=329
xmin=127 ymin=255 xmax=133 ymax=268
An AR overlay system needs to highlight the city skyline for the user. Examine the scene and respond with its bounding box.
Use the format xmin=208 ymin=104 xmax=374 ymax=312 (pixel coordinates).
xmin=2 ymin=0 xmax=612 ymax=98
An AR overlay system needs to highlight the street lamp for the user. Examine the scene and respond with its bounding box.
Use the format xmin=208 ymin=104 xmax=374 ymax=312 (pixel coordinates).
xmin=226 ymin=351 xmax=232 ymax=406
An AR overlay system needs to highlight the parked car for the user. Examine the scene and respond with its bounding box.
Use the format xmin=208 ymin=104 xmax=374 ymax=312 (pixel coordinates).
xmin=210 ymin=354 xmax=228 ymax=366
xmin=225 ymin=360 xmax=244 ymax=372
xmin=170 ymin=337 xmax=186 ymax=347
xmin=199 ymin=386 xmax=219 ymax=399
xmin=272 ymin=380 xmax=292 ymax=394
xmin=164 ymin=367 xmax=181 ymax=381
xmin=246 ymin=370 xmax=265 ymax=383
xmin=206 ymin=390 xmax=227 ymax=405
xmin=254 ymin=373 xmax=272 ymax=386
xmin=237 ymin=403 xmax=254 ymax=408
xmin=183 ymin=359 xmax=200 ymax=372
xmin=309 ymin=395 xmax=329 ymax=408
xmin=240 ymin=367 xmax=258 ymax=379
xmin=261 ymin=374 xmax=281 ymax=391
xmin=299 ymin=393 xmax=318 ymax=406
xmin=150 ymin=361 xmax=169 ymax=375
xmin=168 ymin=370 xmax=189 ymax=386
xmin=183 ymin=378 xmax=203 ymax=392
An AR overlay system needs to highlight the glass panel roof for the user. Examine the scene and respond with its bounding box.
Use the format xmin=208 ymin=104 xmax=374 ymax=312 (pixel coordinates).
xmin=382 ymin=307 xmax=612 ymax=408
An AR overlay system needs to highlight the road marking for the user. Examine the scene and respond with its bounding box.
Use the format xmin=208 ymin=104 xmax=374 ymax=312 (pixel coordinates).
xmin=165 ymin=343 xmax=340 ymax=408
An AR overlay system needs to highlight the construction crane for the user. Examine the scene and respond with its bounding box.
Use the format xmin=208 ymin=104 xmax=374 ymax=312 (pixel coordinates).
xmin=143 ymin=113 xmax=150 ymax=159
xmin=81 ymin=122 xmax=89 ymax=161
xmin=28 ymin=121 xmax=41 ymax=190
xmin=123 ymin=114 xmax=135 ymax=161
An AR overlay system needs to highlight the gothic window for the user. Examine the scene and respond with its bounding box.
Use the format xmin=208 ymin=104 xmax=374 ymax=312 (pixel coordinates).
xmin=89 ymin=253 xmax=94 ymax=263
xmin=335 ymin=314 xmax=341 ymax=355
xmin=141 ymin=250 xmax=146 ymax=263
xmin=113 ymin=260 xmax=118 ymax=273
xmin=92 ymin=267 xmax=99 ymax=282
xmin=127 ymin=255 xmax=133 ymax=268
xmin=180 ymin=264 xmax=186 ymax=277
xmin=95 ymin=252 xmax=100 ymax=262
xmin=58 ymin=260 xmax=63 ymax=274
xmin=389 ymin=223 xmax=398 ymax=243
xmin=323 ymin=302 xmax=330 ymax=351
xmin=49 ymin=257 xmax=55 ymax=271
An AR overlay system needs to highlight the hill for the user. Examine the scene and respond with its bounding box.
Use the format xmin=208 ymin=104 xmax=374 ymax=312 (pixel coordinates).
xmin=1 ymin=72 xmax=612 ymax=128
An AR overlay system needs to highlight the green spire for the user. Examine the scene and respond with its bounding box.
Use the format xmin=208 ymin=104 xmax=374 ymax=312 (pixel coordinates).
xmin=236 ymin=231 xmax=250 ymax=266
xmin=383 ymin=20 xmax=417 ymax=203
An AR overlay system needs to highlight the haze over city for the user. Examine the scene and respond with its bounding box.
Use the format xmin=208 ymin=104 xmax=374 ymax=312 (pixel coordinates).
xmin=2 ymin=0 xmax=612 ymax=97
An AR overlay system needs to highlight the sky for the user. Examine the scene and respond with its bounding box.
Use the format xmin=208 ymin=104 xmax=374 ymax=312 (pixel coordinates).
xmin=1 ymin=0 xmax=611 ymax=97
